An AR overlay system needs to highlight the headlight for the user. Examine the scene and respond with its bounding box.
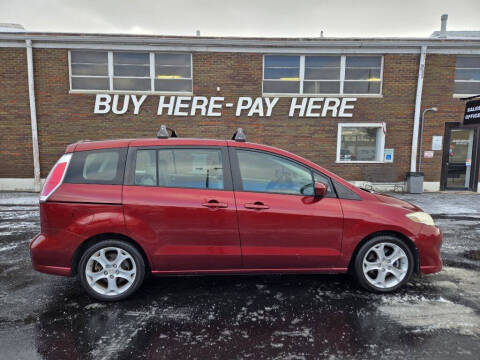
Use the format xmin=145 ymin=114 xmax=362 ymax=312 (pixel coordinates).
xmin=406 ymin=212 xmax=435 ymax=226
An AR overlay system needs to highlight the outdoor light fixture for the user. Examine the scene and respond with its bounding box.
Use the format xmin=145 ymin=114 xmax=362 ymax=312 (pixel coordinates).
xmin=418 ymin=107 xmax=438 ymax=171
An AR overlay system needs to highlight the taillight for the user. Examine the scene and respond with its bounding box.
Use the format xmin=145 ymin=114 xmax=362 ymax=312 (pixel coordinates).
xmin=40 ymin=153 xmax=72 ymax=202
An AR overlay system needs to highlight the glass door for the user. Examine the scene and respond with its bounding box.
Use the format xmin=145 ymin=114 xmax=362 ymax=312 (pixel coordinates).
xmin=445 ymin=128 xmax=475 ymax=190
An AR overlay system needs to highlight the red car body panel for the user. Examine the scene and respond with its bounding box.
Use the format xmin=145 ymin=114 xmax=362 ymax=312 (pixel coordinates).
xmin=123 ymin=186 xmax=242 ymax=271
xmin=30 ymin=137 xmax=443 ymax=278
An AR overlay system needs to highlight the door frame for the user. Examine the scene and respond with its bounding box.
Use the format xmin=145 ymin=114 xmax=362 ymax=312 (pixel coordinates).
xmin=440 ymin=122 xmax=480 ymax=191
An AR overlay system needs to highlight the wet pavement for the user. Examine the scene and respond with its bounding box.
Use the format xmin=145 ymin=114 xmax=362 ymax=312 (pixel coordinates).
xmin=0 ymin=191 xmax=479 ymax=360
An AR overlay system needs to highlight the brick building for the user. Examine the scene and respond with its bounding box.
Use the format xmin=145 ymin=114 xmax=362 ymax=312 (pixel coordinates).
xmin=1 ymin=20 xmax=480 ymax=192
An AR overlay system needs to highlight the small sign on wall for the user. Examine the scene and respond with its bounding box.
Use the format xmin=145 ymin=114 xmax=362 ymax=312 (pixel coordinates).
xmin=384 ymin=149 xmax=394 ymax=163
xmin=432 ymin=136 xmax=443 ymax=151
xmin=424 ymin=151 xmax=434 ymax=158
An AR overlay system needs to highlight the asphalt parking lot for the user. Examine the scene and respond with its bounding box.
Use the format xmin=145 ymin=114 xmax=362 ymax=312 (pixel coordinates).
xmin=0 ymin=192 xmax=479 ymax=360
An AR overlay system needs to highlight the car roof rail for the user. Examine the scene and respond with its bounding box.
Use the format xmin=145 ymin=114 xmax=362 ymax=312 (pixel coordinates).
xmin=232 ymin=128 xmax=246 ymax=142
xmin=157 ymin=125 xmax=178 ymax=139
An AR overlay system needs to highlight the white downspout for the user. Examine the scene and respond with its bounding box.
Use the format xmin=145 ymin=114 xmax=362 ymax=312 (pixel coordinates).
xmin=26 ymin=39 xmax=41 ymax=192
xmin=410 ymin=45 xmax=427 ymax=173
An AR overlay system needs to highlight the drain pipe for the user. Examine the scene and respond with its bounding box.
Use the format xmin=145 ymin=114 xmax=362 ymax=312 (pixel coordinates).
xmin=410 ymin=45 xmax=427 ymax=173
xmin=26 ymin=39 xmax=41 ymax=192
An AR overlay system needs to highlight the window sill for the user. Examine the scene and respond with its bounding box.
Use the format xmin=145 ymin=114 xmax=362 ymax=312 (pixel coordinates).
xmin=452 ymin=94 xmax=479 ymax=98
xmin=69 ymin=90 xmax=194 ymax=96
xmin=262 ymin=93 xmax=383 ymax=98
xmin=335 ymin=161 xmax=385 ymax=164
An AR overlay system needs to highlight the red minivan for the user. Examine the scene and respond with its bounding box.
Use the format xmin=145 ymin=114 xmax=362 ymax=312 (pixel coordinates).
xmin=30 ymin=127 xmax=442 ymax=301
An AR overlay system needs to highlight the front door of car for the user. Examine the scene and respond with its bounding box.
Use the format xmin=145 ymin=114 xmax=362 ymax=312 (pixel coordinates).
xmin=230 ymin=148 xmax=343 ymax=269
xmin=123 ymin=146 xmax=242 ymax=271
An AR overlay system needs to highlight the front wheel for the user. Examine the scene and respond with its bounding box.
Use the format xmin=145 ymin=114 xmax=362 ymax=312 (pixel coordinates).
xmin=353 ymin=236 xmax=414 ymax=293
xmin=78 ymin=239 xmax=145 ymax=301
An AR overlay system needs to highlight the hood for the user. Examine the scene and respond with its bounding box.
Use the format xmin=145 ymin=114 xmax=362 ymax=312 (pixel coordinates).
xmin=372 ymin=193 xmax=422 ymax=212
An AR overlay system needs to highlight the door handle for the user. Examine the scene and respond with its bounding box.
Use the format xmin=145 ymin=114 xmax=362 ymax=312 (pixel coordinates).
xmin=202 ymin=200 xmax=228 ymax=208
xmin=244 ymin=202 xmax=270 ymax=210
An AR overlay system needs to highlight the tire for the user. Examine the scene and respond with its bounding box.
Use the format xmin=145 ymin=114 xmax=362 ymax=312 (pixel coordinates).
xmin=353 ymin=236 xmax=414 ymax=293
xmin=78 ymin=239 xmax=146 ymax=301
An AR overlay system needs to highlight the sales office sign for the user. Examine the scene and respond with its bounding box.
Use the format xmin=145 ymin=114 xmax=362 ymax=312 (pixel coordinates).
xmin=93 ymin=94 xmax=357 ymax=118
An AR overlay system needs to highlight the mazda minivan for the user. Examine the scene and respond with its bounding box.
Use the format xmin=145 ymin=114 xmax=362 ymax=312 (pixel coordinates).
xmin=30 ymin=127 xmax=442 ymax=301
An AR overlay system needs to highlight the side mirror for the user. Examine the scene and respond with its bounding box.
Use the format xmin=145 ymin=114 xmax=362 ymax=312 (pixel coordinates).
xmin=314 ymin=182 xmax=327 ymax=198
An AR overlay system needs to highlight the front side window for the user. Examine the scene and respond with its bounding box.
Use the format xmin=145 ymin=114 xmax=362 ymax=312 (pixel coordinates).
xmin=263 ymin=55 xmax=383 ymax=95
xmin=454 ymin=56 xmax=480 ymax=96
xmin=134 ymin=148 xmax=224 ymax=189
xmin=237 ymin=150 xmax=313 ymax=195
xmin=337 ymin=124 xmax=385 ymax=163
xmin=70 ymin=50 xmax=192 ymax=93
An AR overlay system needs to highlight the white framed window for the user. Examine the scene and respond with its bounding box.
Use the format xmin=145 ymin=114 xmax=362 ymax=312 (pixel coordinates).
xmin=263 ymin=55 xmax=383 ymax=96
xmin=454 ymin=56 xmax=480 ymax=96
xmin=69 ymin=50 xmax=193 ymax=94
xmin=336 ymin=123 xmax=385 ymax=163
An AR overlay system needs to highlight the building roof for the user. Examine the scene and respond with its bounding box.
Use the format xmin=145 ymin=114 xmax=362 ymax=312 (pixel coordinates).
xmin=0 ymin=31 xmax=479 ymax=54
xmin=431 ymin=31 xmax=480 ymax=39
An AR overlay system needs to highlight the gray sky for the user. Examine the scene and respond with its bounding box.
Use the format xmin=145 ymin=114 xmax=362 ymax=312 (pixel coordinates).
xmin=0 ymin=0 xmax=479 ymax=38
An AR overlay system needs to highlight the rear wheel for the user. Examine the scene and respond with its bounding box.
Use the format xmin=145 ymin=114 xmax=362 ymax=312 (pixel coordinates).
xmin=78 ymin=239 xmax=145 ymax=301
xmin=353 ymin=236 xmax=414 ymax=293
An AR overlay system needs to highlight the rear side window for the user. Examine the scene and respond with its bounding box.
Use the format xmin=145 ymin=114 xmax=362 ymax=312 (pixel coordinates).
xmin=65 ymin=148 xmax=127 ymax=185
xmin=134 ymin=148 xmax=224 ymax=190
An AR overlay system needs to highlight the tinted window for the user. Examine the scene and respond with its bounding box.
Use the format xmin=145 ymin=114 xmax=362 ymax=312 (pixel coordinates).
xmin=134 ymin=150 xmax=157 ymax=186
xmin=65 ymin=148 xmax=127 ymax=185
xmin=133 ymin=149 xmax=224 ymax=189
xmin=237 ymin=150 xmax=313 ymax=195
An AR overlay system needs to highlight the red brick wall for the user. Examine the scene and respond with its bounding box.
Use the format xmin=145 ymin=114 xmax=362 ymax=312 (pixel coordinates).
xmin=0 ymin=48 xmax=34 ymax=178
xmin=420 ymin=54 xmax=468 ymax=182
xmin=1 ymin=47 xmax=472 ymax=184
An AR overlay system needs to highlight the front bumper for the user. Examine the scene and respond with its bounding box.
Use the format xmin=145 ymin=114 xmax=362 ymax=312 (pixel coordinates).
xmin=30 ymin=233 xmax=72 ymax=276
xmin=415 ymin=225 xmax=443 ymax=274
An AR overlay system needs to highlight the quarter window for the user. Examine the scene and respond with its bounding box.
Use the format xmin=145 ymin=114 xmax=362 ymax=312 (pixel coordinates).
xmin=454 ymin=56 xmax=480 ymax=96
xmin=337 ymin=124 xmax=385 ymax=163
xmin=237 ymin=150 xmax=313 ymax=195
xmin=263 ymin=55 xmax=383 ymax=95
xmin=69 ymin=50 xmax=193 ymax=93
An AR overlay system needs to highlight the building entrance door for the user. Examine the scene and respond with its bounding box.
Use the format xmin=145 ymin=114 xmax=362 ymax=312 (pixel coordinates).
xmin=441 ymin=123 xmax=479 ymax=191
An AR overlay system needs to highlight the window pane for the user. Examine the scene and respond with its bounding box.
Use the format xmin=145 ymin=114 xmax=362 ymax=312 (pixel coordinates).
xmin=340 ymin=127 xmax=379 ymax=161
xmin=114 ymin=64 xmax=150 ymax=77
xmin=455 ymin=69 xmax=480 ymax=81
xmin=71 ymin=63 xmax=108 ymax=76
xmin=346 ymin=56 xmax=382 ymax=68
xmin=237 ymin=150 xmax=313 ymax=195
xmin=71 ymin=77 xmax=109 ymax=90
xmin=305 ymin=56 xmax=340 ymax=67
xmin=155 ymin=65 xmax=191 ymax=78
xmin=303 ymin=81 xmax=340 ymax=94
xmin=155 ymin=53 xmax=191 ymax=66
xmin=71 ymin=51 xmax=107 ymax=64
xmin=345 ymin=68 xmax=381 ymax=80
xmin=113 ymin=78 xmax=151 ymax=91
xmin=135 ymin=150 xmax=157 ymax=186
xmin=343 ymin=81 xmax=381 ymax=94
xmin=83 ymin=151 xmax=119 ymax=181
xmin=454 ymin=81 xmax=480 ymax=95
xmin=263 ymin=80 xmax=300 ymax=94
xmin=265 ymin=55 xmax=300 ymax=67
xmin=264 ymin=67 xmax=300 ymax=80
xmin=154 ymin=79 xmax=192 ymax=92
xmin=157 ymin=149 xmax=224 ymax=190
xmin=456 ymin=56 xmax=480 ymax=68
xmin=304 ymin=68 xmax=340 ymax=80
xmin=113 ymin=52 xmax=149 ymax=65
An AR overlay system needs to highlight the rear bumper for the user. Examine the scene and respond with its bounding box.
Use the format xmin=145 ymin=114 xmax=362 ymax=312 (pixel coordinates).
xmin=30 ymin=233 xmax=72 ymax=277
xmin=415 ymin=225 xmax=443 ymax=274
